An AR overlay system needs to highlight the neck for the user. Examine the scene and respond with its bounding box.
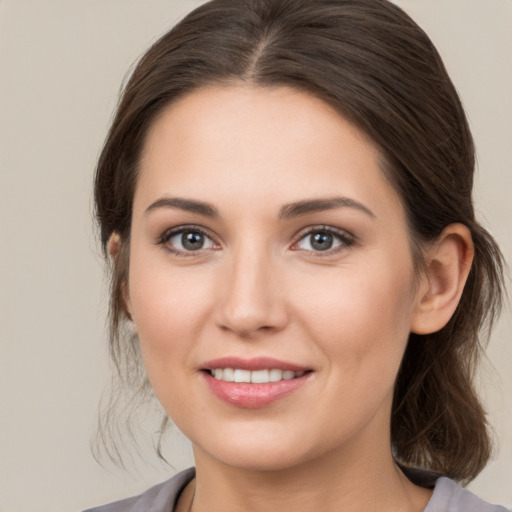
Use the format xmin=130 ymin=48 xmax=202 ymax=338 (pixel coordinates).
xmin=185 ymin=438 xmax=432 ymax=512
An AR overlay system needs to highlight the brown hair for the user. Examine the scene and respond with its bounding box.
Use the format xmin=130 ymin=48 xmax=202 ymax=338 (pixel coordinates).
xmin=94 ymin=0 xmax=505 ymax=482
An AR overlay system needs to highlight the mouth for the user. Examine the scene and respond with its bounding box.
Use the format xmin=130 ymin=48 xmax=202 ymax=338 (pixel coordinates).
xmin=200 ymin=357 xmax=313 ymax=408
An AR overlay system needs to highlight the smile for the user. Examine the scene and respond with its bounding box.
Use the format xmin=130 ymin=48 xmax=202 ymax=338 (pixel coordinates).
xmin=209 ymin=368 xmax=306 ymax=383
xmin=201 ymin=358 xmax=313 ymax=408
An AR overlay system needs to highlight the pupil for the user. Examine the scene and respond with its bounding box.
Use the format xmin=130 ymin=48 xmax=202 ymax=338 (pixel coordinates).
xmin=311 ymin=231 xmax=333 ymax=251
xmin=182 ymin=231 xmax=204 ymax=251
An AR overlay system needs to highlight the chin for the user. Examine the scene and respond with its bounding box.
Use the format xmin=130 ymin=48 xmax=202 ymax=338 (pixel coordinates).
xmin=190 ymin=421 xmax=344 ymax=474
xmin=204 ymin=445 xmax=314 ymax=473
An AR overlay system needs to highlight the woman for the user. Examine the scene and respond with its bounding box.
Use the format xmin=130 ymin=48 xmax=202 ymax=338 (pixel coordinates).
xmin=86 ymin=0 xmax=507 ymax=510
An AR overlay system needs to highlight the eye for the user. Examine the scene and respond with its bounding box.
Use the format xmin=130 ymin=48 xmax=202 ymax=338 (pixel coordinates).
xmin=293 ymin=227 xmax=354 ymax=254
xmin=159 ymin=226 xmax=218 ymax=255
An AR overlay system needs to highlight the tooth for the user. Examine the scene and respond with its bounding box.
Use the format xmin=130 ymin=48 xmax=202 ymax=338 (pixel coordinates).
xmin=233 ymin=369 xmax=251 ymax=383
xmin=211 ymin=367 xmax=306 ymax=382
xmin=223 ymin=368 xmax=235 ymax=382
xmin=269 ymin=369 xmax=283 ymax=382
xmin=251 ymin=369 xmax=270 ymax=383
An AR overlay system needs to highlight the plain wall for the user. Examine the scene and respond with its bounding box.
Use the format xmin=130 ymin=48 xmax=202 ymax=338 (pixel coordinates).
xmin=0 ymin=1 xmax=510 ymax=511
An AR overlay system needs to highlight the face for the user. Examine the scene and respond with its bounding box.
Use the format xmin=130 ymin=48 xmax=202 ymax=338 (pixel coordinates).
xmin=126 ymin=85 xmax=423 ymax=472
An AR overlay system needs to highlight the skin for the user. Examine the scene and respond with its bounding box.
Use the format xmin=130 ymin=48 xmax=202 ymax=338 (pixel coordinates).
xmin=121 ymin=85 xmax=473 ymax=512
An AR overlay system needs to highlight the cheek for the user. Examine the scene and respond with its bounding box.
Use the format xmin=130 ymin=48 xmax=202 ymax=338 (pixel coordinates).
xmin=127 ymin=253 xmax=214 ymax=369
xmin=290 ymin=258 xmax=416 ymax=382
xmin=127 ymin=264 xmax=216 ymax=417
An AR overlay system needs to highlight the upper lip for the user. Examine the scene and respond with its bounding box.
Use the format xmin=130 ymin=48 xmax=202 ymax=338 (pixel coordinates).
xmin=201 ymin=356 xmax=311 ymax=372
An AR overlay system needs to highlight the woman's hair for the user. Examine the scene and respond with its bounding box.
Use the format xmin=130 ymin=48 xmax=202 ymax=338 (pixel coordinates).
xmin=94 ymin=0 xmax=505 ymax=483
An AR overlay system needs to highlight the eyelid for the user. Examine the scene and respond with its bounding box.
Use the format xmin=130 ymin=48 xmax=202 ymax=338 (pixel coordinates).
xmin=157 ymin=224 xmax=221 ymax=256
xmin=290 ymin=225 xmax=356 ymax=254
xmin=156 ymin=223 xmax=355 ymax=257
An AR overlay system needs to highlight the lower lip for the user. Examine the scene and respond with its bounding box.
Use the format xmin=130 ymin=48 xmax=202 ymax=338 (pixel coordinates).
xmin=203 ymin=372 xmax=310 ymax=408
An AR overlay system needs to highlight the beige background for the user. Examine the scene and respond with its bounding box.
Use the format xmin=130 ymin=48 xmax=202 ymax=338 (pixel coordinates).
xmin=0 ymin=1 xmax=510 ymax=511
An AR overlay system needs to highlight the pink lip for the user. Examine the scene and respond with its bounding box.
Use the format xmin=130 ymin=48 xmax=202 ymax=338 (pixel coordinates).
xmin=200 ymin=357 xmax=312 ymax=409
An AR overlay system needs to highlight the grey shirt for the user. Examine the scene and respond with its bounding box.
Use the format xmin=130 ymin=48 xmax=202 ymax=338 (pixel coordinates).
xmin=84 ymin=467 xmax=509 ymax=512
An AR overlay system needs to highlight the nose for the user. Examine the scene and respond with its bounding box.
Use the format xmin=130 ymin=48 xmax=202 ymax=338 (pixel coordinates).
xmin=214 ymin=245 xmax=289 ymax=338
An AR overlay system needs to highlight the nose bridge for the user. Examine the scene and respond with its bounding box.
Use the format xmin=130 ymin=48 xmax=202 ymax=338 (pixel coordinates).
xmin=216 ymin=237 xmax=286 ymax=335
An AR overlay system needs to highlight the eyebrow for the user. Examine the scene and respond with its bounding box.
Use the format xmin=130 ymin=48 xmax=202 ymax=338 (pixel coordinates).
xmin=145 ymin=197 xmax=218 ymax=217
xmin=144 ymin=195 xmax=375 ymax=220
xmin=279 ymin=197 xmax=375 ymax=219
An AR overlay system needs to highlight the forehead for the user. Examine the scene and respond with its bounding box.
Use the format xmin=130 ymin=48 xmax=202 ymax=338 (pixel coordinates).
xmin=136 ymin=84 xmax=403 ymax=220
xmin=142 ymin=84 xmax=375 ymax=167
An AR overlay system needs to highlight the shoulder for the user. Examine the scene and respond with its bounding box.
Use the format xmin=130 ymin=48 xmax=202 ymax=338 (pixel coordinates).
xmin=425 ymin=477 xmax=509 ymax=512
xmin=82 ymin=467 xmax=196 ymax=512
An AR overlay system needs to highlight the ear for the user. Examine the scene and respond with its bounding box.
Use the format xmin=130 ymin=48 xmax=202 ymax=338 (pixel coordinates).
xmin=107 ymin=232 xmax=121 ymax=259
xmin=107 ymin=232 xmax=135 ymax=326
xmin=411 ymin=223 xmax=474 ymax=335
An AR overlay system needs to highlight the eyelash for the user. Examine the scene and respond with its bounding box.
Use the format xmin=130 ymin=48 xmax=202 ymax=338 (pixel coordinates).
xmin=291 ymin=225 xmax=355 ymax=257
xmin=157 ymin=225 xmax=219 ymax=257
xmin=157 ymin=224 xmax=355 ymax=257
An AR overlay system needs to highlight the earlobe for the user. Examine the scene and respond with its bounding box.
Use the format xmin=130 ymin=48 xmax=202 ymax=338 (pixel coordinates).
xmin=107 ymin=232 xmax=121 ymax=259
xmin=411 ymin=224 xmax=474 ymax=335
xmin=107 ymin=232 xmax=134 ymax=323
